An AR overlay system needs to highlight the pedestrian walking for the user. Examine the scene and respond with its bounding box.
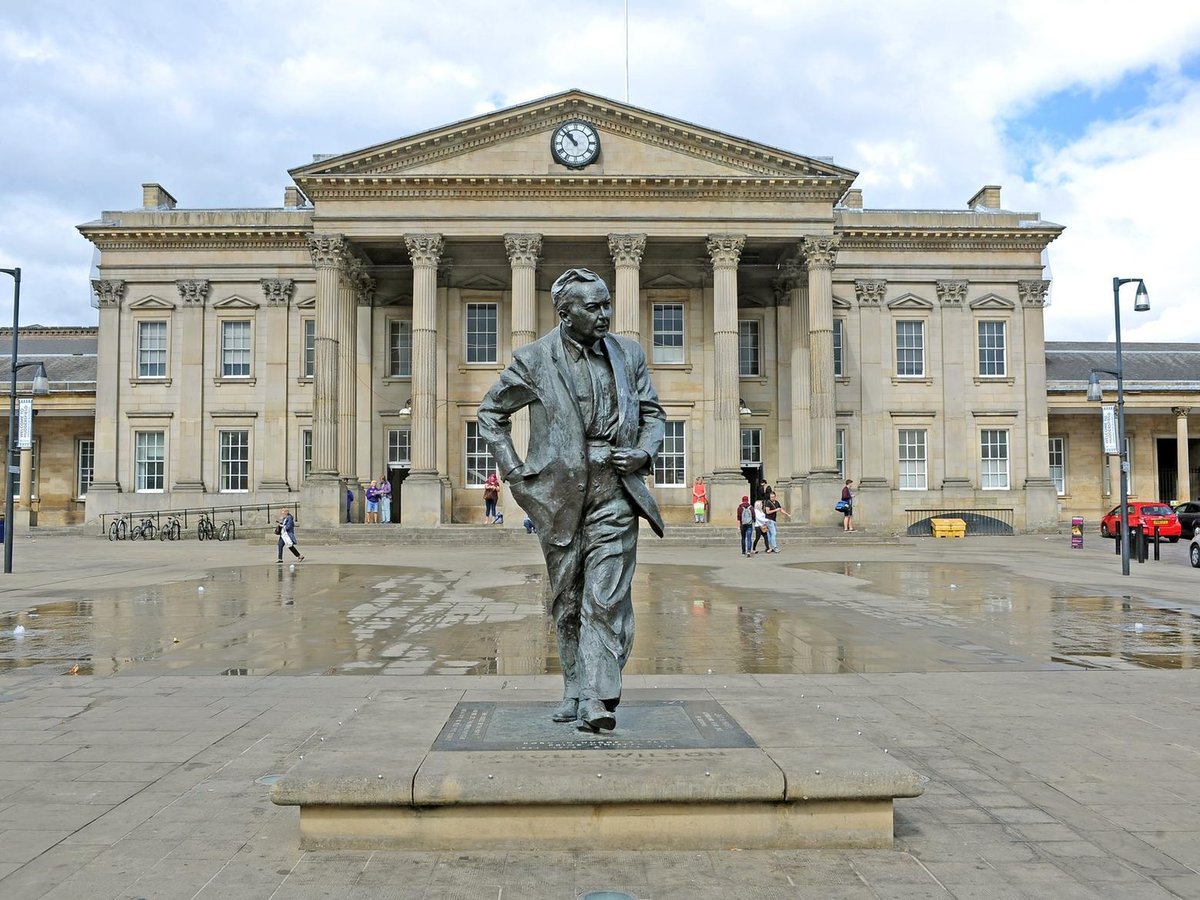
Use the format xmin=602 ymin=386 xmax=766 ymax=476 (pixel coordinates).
xmin=691 ymin=476 xmax=708 ymax=523
xmin=275 ymin=509 xmax=304 ymax=562
xmin=378 ymin=472 xmax=392 ymax=523
xmin=763 ymin=490 xmax=790 ymax=552
xmin=752 ymin=500 xmax=772 ymax=553
xmin=483 ymin=471 xmax=501 ymax=524
xmin=840 ymin=479 xmax=855 ymax=532
xmin=737 ymin=495 xmax=754 ymax=556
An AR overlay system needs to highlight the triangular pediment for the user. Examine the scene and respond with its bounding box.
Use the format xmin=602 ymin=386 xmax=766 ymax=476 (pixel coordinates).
xmin=887 ymin=293 xmax=934 ymax=310
xmin=968 ymin=293 xmax=1015 ymax=310
xmin=643 ymin=273 xmax=692 ymax=289
xmin=459 ymin=274 xmax=507 ymax=291
xmin=212 ymin=295 xmax=259 ymax=310
xmin=291 ymin=90 xmax=858 ymax=184
xmin=296 ymin=295 xmax=316 ymax=309
xmin=128 ymin=295 xmax=174 ymax=310
xmin=832 ymin=294 xmax=852 ymax=309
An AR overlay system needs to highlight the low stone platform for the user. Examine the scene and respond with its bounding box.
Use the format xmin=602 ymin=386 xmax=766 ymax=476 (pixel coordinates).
xmin=271 ymin=686 xmax=924 ymax=851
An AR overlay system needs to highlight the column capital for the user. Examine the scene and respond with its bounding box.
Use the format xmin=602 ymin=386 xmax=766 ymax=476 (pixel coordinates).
xmin=404 ymin=233 xmax=444 ymax=267
xmin=800 ymin=235 xmax=839 ymax=270
xmin=1018 ymin=279 xmax=1051 ymax=307
xmin=91 ymin=279 xmax=125 ymax=308
xmin=773 ymin=259 xmax=804 ymax=298
xmin=608 ymin=233 xmax=647 ymax=267
xmin=706 ymin=233 xmax=745 ymax=267
xmin=308 ymin=232 xmax=347 ymax=269
xmin=176 ymin=279 xmax=210 ymax=306
xmin=936 ymin=279 xmax=968 ymax=306
xmin=504 ymin=233 xmax=543 ymax=268
xmin=260 ymin=278 xmax=295 ymax=307
xmin=1172 ymin=407 xmax=1192 ymax=418
xmin=854 ymin=279 xmax=886 ymax=305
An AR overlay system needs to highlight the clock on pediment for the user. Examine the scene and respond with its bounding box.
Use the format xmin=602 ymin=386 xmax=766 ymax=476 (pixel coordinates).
xmin=550 ymin=119 xmax=600 ymax=168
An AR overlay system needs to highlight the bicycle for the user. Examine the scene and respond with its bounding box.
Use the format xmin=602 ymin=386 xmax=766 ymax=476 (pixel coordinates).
xmin=196 ymin=513 xmax=216 ymax=541
xmin=158 ymin=515 xmax=182 ymax=541
xmin=107 ymin=517 xmax=127 ymax=541
xmin=217 ymin=519 xmax=236 ymax=542
xmin=130 ymin=517 xmax=157 ymax=541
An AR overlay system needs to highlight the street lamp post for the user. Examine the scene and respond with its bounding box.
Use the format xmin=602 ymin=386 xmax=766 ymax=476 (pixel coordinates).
xmin=2 ymin=266 xmax=50 ymax=574
xmin=1087 ymin=276 xmax=1150 ymax=576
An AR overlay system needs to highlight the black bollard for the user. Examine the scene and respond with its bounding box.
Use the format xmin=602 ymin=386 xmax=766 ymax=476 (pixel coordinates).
xmin=1153 ymin=526 xmax=1161 ymax=561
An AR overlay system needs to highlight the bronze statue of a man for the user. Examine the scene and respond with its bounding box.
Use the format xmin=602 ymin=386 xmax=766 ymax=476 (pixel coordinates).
xmin=477 ymin=268 xmax=665 ymax=732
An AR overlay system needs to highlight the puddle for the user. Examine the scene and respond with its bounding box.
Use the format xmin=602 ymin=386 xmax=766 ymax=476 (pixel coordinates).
xmin=1 ymin=561 xmax=1197 ymax=676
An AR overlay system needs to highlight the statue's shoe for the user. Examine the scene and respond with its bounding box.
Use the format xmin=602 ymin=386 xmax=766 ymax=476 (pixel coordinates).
xmin=551 ymin=699 xmax=578 ymax=723
xmin=576 ymin=699 xmax=616 ymax=733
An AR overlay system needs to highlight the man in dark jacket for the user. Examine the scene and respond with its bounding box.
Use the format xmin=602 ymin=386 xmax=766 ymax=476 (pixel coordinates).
xmin=477 ymin=268 xmax=665 ymax=733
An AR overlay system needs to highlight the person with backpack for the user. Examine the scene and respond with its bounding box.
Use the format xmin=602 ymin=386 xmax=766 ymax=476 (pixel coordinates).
xmin=737 ymin=495 xmax=754 ymax=556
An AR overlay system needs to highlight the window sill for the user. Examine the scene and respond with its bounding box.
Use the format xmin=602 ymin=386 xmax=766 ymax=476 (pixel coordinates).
xmin=458 ymin=364 xmax=502 ymax=374
xmin=651 ymin=363 xmax=693 ymax=373
xmin=974 ymin=376 xmax=1014 ymax=385
xmin=835 ymin=376 xmax=850 ymax=384
xmin=130 ymin=378 xmax=172 ymax=387
xmin=214 ymin=377 xmax=257 ymax=386
xmin=296 ymin=376 xmax=313 ymax=384
xmin=382 ymin=376 xmax=413 ymax=384
xmin=891 ymin=376 xmax=932 ymax=385
xmin=739 ymin=375 xmax=767 ymax=383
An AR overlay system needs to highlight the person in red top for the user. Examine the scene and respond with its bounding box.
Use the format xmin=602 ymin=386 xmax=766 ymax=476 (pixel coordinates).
xmin=691 ymin=476 xmax=708 ymax=523
xmin=736 ymin=495 xmax=754 ymax=556
xmin=841 ymin=479 xmax=855 ymax=532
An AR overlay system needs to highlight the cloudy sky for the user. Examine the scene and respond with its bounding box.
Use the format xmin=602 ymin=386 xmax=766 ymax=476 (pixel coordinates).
xmin=3 ymin=0 xmax=1198 ymax=341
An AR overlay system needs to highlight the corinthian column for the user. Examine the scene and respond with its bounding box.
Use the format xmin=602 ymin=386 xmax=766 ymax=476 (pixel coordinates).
xmin=405 ymin=234 xmax=444 ymax=476
xmin=308 ymin=233 xmax=345 ymax=479
xmin=174 ymin=279 xmax=209 ymax=492
xmin=608 ymin=233 xmax=646 ymax=341
xmin=803 ymin=235 xmax=839 ymax=474
xmin=87 ymin=280 xmax=124 ymax=518
xmin=1174 ymin=407 xmax=1192 ymax=502
xmin=339 ymin=257 xmax=362 ymax=480
xmin=504 ymin=233 xmax=541 ymax=461
xmin=707 ymin=234 xmax=745 ymax=476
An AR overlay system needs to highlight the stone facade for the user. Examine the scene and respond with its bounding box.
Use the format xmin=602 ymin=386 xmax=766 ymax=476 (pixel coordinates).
xmin=77 ymin=90 xmax=1070 ymax=531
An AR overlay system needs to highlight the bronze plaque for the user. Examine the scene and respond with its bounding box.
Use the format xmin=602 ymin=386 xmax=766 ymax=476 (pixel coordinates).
xmin=432 ymin=699 xmax=756 ymax=751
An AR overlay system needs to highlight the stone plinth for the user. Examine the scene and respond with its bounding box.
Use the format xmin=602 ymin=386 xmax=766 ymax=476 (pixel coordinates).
xmin=271 ymin=689 xmax=923 ymax=850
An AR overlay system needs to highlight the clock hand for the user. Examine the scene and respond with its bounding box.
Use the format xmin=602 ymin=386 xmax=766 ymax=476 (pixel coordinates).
xmin=566 ymin=132 xmax=580 ymax=148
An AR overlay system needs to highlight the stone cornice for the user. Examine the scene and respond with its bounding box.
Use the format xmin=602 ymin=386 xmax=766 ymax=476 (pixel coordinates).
xmin=608 ymin=233 xmax=646 ymax=267
xmin=290 ymin=91 xmax=858 ymax=184
xmin=504 ymin=233 xmax=543 ymax=268
xmin=836 ymin=226 xmax=1063 ymax=253
xmin=79 ymin=227 xmax=311 ymax=252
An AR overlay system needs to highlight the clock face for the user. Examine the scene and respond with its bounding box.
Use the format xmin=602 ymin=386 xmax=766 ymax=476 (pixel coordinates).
xmin=551 ymin=120 xmax=600 ymax=168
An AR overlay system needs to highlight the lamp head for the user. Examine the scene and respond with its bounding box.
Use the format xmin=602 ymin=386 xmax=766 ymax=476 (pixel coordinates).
xmin=739 ymin=399 xmax=751 ymax=415
xmin=399 ymin=398 xmax=412 ymax=416
xmin=1134 ymin=280 xmax=1149 ymax=312
xmin=1086 ymin=371 xmax=1102 ymax=403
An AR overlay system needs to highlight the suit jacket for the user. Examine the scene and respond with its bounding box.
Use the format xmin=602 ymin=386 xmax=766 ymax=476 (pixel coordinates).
xmin=477 ymin=328 xmax=666 ymax=547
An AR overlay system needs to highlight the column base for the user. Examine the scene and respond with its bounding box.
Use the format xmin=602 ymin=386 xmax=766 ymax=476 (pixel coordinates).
xmin=707 ymin=471 xmax=750 ymax=529
xmin=401 ymin=474 xmax=447 ymax=526
xmin=784 ymin=476 xmax=809 ymax=525
xmin=300 ymin=476 xmax=346 ymax=528
xmin=1023 ymin=478 xmax=1060 ymax=530
xmin=805 ymin=470 xmax=843 ymax=524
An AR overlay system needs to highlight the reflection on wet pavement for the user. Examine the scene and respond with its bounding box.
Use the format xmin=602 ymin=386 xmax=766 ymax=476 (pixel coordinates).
xmin=1 ymin=561 xmax=1197 ymax=676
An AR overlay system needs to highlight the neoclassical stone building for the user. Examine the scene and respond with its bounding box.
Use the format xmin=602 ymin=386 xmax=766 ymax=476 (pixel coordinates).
xmin=79 ymin=90 xmax=1066 ymax=530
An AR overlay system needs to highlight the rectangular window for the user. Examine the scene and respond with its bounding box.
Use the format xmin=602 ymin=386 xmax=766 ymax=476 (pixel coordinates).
xmin=654 ymin=421 xmax=686 ymax=486
xmin=77 ymin=439 xmax=94 ymax=499
xmin=219 ymin=430 xmax=250 ymax=492
xmin=302 ymin=319 xmax=315 ymax=378
xmin=980 ymin=429 xmax=1009 ymax=490
xmin=301 ymin=428 xmax=312 ymax=479
xmin=740 ymin=427 xmax=762 ymax=466
xmin=896 ymin=320 xmax=925 ymax=377
xmin=464 ymin=421 xmax=498 ymax=486
xmin=387 ymin=428 xmax=411 ymax=467
xmin=465 ymin=303 xmax=498 ymax=364
xmin=137 ymin=321 xmax=167 ymax=378
xmin=833 ymin=319 xmax=844 ymax=377
xmin=221 ymin=320 xmax=252 ymax=377
xmin=978 ymin=321 xmax=1007 ymax=377
xmin=898 ymin=429 xmax=927 ymax=490
xmin=1048 ymin=436 xmax=1065 ymax=495
xmin=836 ymin=428 xmax=845 ymax=480
xmin=652 ymin=303 xmax=685 ymax=364
xmin=389 ymin=320 xmax=413 ymax=378
xmin=738 ymin=319 xmax=760 ymax=377
xmin=135 ymin=431 xmax=165 ymax=492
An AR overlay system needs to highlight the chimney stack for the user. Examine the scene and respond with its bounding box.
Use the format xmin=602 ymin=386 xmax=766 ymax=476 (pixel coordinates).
xmin=968 ymin=185 xmax=1002 ymax=210
xmin=284 ymin=186 xmax=307 ymax=208
xmin=142 ymin=183 xmax=177 ymax=210
xmin=840 ymin=188 xmax=863 ymax=209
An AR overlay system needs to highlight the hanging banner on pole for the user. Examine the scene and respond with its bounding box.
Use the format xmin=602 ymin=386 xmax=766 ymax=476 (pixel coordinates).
xmin=1101 ymin=404 xmax=1119 ymax=455
xmin=16 ymin=399 xmax=33 ymax=450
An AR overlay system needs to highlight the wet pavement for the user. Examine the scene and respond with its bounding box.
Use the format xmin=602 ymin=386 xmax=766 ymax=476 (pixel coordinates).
xmin=4 ymin=553 xmax=1198 ymax=677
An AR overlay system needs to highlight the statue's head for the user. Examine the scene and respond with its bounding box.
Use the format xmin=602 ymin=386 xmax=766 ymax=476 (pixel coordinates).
xmin=552 ymin=268 xmax=611 ymax=345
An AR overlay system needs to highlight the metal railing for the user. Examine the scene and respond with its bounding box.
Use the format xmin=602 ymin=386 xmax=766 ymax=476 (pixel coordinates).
xmin=99 ymin=502 xmax=300 ymax=537
xmin=905 ymin=507 xmax=1014 ymax=536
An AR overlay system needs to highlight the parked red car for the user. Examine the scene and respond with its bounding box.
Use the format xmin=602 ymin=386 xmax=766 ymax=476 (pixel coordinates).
xmin=1100 ymin=502 xmax=1181 ymax=542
